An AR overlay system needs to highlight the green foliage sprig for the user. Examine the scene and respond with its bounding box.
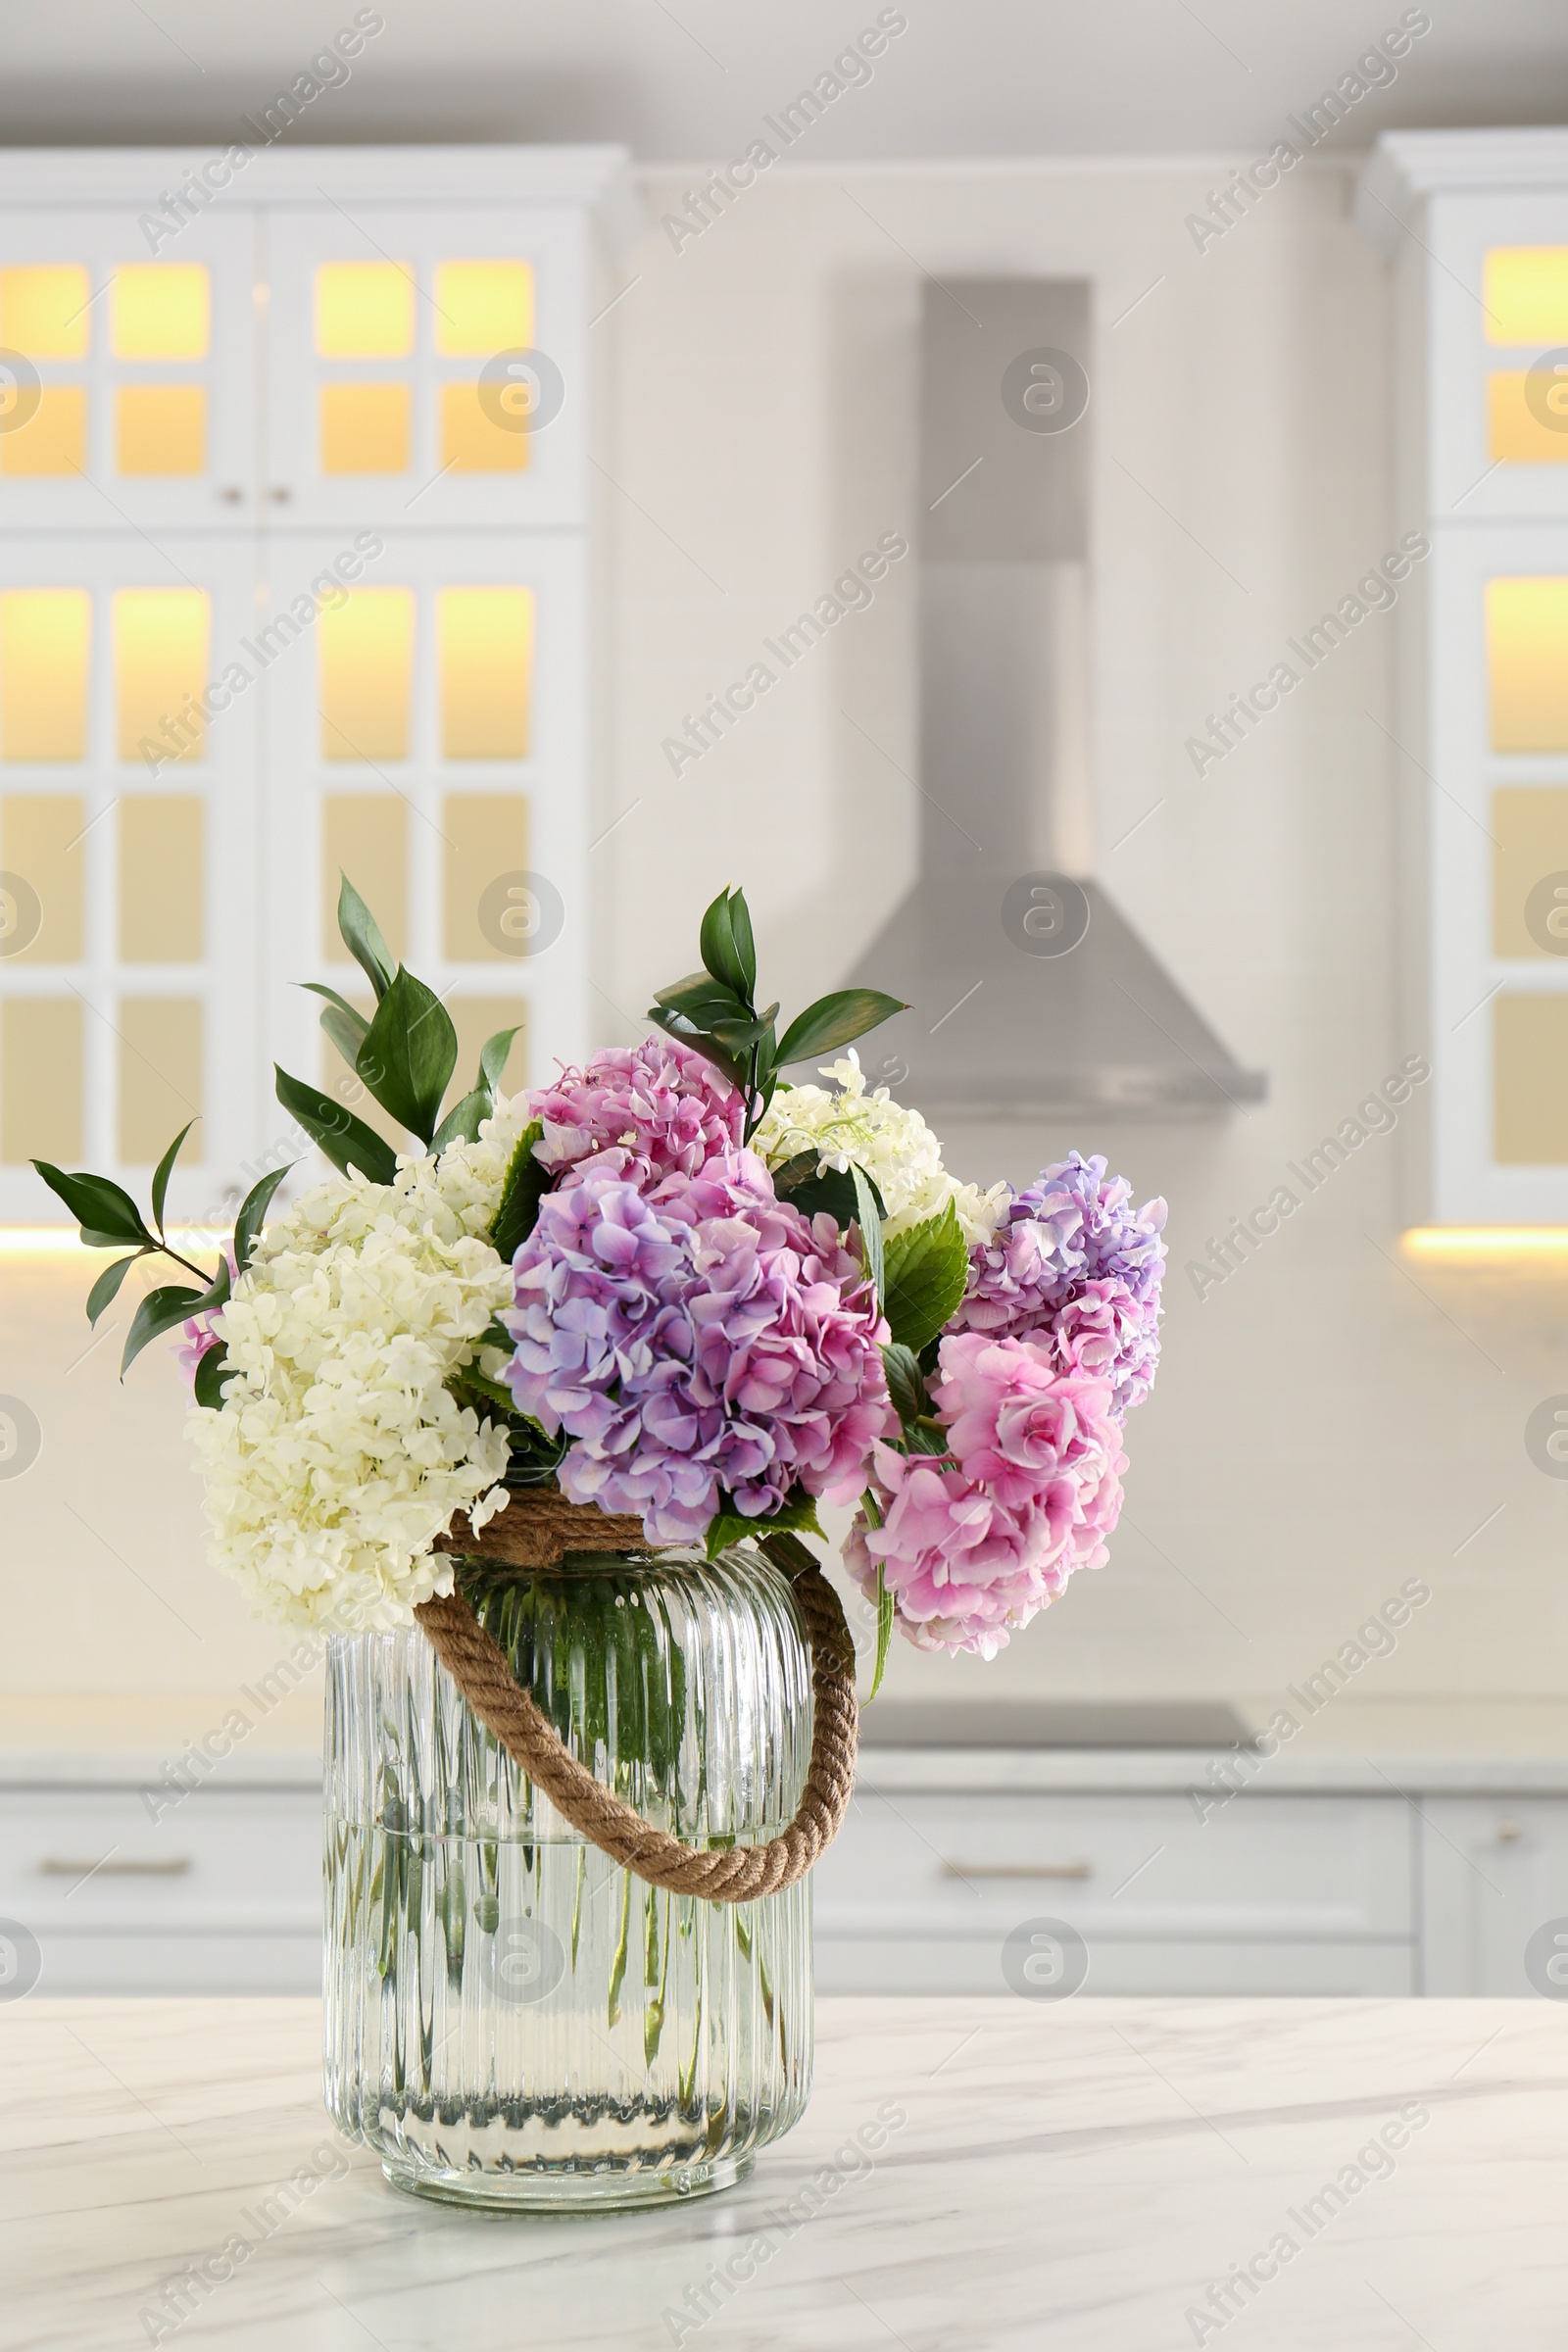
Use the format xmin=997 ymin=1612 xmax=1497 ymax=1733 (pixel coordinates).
xmin=648 ymin=884 xmax=906 ymax=1146
xmin=32 ymin=873 xmax=523 ymax=1391
xmin=279 ymin=875 xmax=521 ymax=1177
xmin=30 ymin=1122 xmax=281 ymax=1383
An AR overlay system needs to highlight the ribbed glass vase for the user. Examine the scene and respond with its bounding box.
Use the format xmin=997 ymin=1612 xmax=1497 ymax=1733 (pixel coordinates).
xmin=322 ymin=1542 xmax=815 ymax=2210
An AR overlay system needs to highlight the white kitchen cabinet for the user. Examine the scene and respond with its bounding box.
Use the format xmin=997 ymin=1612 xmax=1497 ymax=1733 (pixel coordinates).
xmin=0 ymin=532 xmax=262 ymax=1190
xmin=1357 ymin=131 xmax=1568 ymax=1223
xmin=0 ymin=206 xmax=257 ymax=534
xmin=811 ymin=1788 xmax=1417 ymax=2000
xmin=258 ymin=526 xmax=592 ymax=1126
xmin=817 ymin=1938 xmax=1418 ymax=1997
xmin=262 ymin=204 xmax=594 ymax=532
xmin=0 ymin=147 xmax=634 ymax=1221
xmin=10 ymin=1749 xmax=1564 ymax=1999
xmin=0 ymin=1779 xmax=321 ymax=1995
xmin=1418 ymin=1795 xmax=1568 ymax=1994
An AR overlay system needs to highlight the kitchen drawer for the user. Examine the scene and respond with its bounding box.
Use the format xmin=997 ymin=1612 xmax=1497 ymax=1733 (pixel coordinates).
xmin=812 ymin=1790 xmax=1415 ymax=1941
xmin=0 ymin=1787 xmax=321 ymax=1935
xmin=814 ymin=1935 xmax=1417 ymax=1998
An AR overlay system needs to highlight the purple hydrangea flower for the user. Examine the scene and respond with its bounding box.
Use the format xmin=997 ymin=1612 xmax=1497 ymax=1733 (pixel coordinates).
xmin=1027 ymin=1152 xmax=1167 ymax=1303
xmin=953 ymin=1152 xmax=1166 ymax=1418
xmin=500 ymin=1149 xmax=891 ymax=1546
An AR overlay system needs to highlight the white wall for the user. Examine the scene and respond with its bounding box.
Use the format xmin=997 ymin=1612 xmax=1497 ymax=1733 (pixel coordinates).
xmin=7 ymin=152 xmax=1567 ymax=1730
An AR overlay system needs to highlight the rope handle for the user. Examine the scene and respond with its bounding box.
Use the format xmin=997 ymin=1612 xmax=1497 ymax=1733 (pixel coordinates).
xmin=413 ymin=1534 xmax=858 ymax=1903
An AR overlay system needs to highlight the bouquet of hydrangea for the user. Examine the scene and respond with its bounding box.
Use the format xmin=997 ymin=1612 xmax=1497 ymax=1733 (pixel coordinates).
xmin=36 ymin=882 xmax=1165 ymax=1673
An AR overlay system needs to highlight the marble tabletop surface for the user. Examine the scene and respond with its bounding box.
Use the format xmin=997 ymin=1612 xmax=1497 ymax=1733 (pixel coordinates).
xmin=4 ymin=1994 xmax=1565 ymax=2350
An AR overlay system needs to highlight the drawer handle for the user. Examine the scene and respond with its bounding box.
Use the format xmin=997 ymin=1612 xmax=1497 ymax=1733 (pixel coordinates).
xmin=38 ymin=1857 xmax=192 ymax=1878
xmin=941 ymin=1861 xmax=1093 ymax=1881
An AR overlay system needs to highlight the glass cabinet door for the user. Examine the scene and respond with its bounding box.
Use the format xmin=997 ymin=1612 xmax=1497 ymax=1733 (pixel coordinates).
xmin=262 ymin=208 xmax=589 ymax=531
xmin=0 ymin=210 xmax=258 ymax=534
xmin=0 ymin=535 xmax=259 ymax=1223
xmin=256 ymin=530 xmax=589 ymax=1142
xmin=1426 ymin=189 xmax=1568 ymax=521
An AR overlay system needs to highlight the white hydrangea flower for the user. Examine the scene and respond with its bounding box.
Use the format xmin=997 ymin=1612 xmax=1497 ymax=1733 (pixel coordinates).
xmin=187 ymin=1124 xmax=524 ymax=1632
xmin=413 ymin=1089 xmax=531 ymax=1234
xmin=752 ymin=1051 xmax=1008 ymax=1246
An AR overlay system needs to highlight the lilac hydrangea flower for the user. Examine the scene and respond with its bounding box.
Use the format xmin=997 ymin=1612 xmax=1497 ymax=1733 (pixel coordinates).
xmin=1027 ymin=1152 xmax=1167 ymax=1303
xmin=500 ymin=1148 xmax=891 ymax=1546
xmin=526 ymin=1036 xmax=743 ymax=1188
xmin=953 ymin=1152 xmax=1166 ymax=1417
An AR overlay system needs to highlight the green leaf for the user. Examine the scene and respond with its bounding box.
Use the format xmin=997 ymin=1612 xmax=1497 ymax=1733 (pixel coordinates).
xmin=301 ymin=980 xmax=368 ymax=1032
xmin=868 ymin=1565 xmax=894 ymax=1702
xmin=704 ymin=1484 xmax=825 ymax=1563
xmin=781 ymin=1159 xmax=886 ymax=1233
xmin=768 ymin=1150 xmax=821 ymax=1198
xmin=647 ymin=1006 xmax=751 ymax=1092
xmin=703 ymin=1504 xmax=756 ymax=1561
xmin=451 ymin=1359 xmax=523 ymax=1418
xmin=356 ymin=967 xmax=458 ymax=1144
xmin=122 ymin=1255 xmax=228 ymax=1377
xmin=699 ymin=888 xmax=753 ymax=1002
xmin=31 ymin=1162 xmax=154 ymax=1250
xmin=85 ymin=1251 xmax=145 ymax=1327
xmin=320 ymin=1005 xmax=368 ymax=1073
xmin=121 ymin=1282 xmax=201 ymax=1377
xmin=707 ymin=1009 xmax=774 ymax=1054
xmin=882 ymin=1200 xmax=970 ymax=1355
xmin=234 ymin=1161 xmax=294 ymax=1272
xmin=192 ymin=1342 xmax=231 ymax=1410
xmin=773 ymin=988 xmax=907 ymax=1069
xmin=431 ymin=1088 xmax=489 ymax=1152
xmin=273 ymin=1066 xmax=399 ymax=1185
xmin=302 ymin=983 xmax=369 ymax=1073
xmin=478 ymin=1026 xmax=521 ymax=1096
xmin=726 ymin=888 xmax=757 ymax=998
xmin=149 ymin=1121 xmax=196 ymax=1233
xmin=652 ymin=972 xmax=747 ymax=1029
xmin=850 ymin=1162 xmax=883 ymax=1306
xmin=882 ymin=1340 xmax=927 ymax=1429
xmin=490 ymin=1119 xmax=550 ymax=1262
xmin=336 ymin=874 xmax=397 ymax=1002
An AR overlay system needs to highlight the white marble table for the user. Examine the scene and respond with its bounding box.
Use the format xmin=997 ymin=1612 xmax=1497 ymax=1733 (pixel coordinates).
xmin=5 ymin=1996 xmax=1565 ymax=2349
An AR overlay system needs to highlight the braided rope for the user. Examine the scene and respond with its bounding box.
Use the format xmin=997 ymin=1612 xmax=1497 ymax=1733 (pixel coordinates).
xmin=415 ymin=1493 xmax=858 ymax=1902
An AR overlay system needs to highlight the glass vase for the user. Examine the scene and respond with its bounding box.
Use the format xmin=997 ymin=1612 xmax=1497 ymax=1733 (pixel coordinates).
xmin=322 ymin=1542 xmax=815 ymax=2211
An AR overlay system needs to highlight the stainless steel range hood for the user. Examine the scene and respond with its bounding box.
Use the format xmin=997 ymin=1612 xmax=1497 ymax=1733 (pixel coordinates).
xmin=847 ymin=279 xmax=1264 ymax=1119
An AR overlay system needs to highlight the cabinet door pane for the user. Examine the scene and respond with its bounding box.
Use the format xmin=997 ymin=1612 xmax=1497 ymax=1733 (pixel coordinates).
xmin=0 ymin=537 xmax=256 ymax=1219
xmin=258 ymin=533 xmax=588 ymax=1129
xmin=265 ymin=210 xmax=586 ymax=530
xmin=0 ymin=212 xmax=255 ymax=533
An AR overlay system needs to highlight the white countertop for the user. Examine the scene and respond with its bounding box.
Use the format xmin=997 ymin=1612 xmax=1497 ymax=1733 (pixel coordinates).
xmin=6 ymin=1994 xmax=1565 ymax=2349
xmin=4 ymin=1694 xmax=1567 ymax=1792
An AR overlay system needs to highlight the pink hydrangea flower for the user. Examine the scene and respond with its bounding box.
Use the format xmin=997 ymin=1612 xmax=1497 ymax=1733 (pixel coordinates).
xmin=173 ymin=1250 xmax=237 ymax=1388
xmin=845 ymin=1331 xmax=1125 ymax=1659
xmin=501 ymin=1148 xmax=891 ymax=1546
xmin=1038 ymin=1277 xmax=1161 ymax=1418
xmin=526 ymin=1036 xmax=744 ymax=1188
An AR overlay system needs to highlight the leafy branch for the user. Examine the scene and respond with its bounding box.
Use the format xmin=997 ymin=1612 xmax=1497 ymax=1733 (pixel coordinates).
xmin=31 ymin=1122 xmax=245 ymax=1378
xmin=276 ymin=874 xmax=521 ymax=1178
xmin=648 ymin=884 xmax=906 ymax=1145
